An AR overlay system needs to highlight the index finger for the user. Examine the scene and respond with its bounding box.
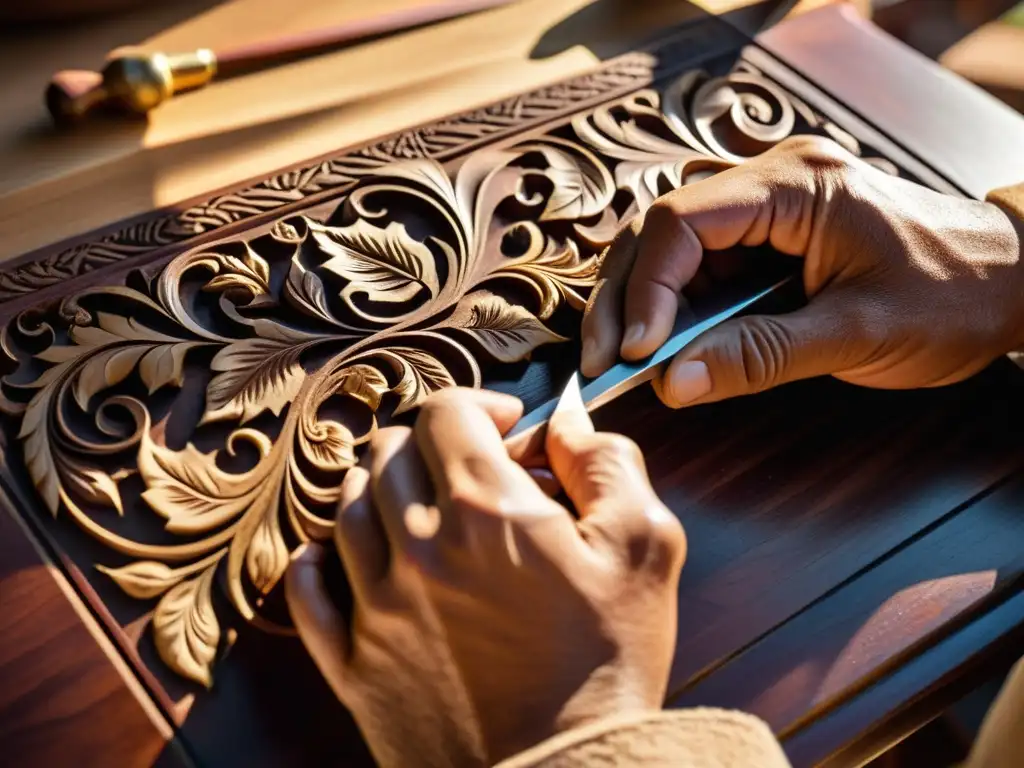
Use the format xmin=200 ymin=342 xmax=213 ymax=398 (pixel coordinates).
xmin=414 ymin=388 xmax=543 ymax=509
xmin=621 ymin=167 xmax=772 ymax=361
xmin=580 ymin=216 xmax=641 ymax=377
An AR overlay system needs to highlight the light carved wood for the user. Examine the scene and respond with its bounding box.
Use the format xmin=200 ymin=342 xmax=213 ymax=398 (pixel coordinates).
xmin=0 ymin=62 xmax=900 ymax=687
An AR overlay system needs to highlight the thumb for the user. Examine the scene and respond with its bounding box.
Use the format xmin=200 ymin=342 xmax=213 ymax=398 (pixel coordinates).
xmin=545 ymin=378 xmax=686 ymax=577
xmin=285 ymin=542 xmax=352 ymax=700
xmin=545 ymin=375 xmax=646 ymax=515
xmin=657 ymin=296 xmax=869 ymax=407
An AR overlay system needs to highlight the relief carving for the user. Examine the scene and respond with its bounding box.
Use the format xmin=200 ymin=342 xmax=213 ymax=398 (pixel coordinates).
xmin=1 ymin=64 xmax=899 ymax=686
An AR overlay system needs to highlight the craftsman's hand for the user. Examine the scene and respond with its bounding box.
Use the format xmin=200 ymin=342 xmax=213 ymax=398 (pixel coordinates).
xmin=285 ymin=388 xmax=685 ymax=767
xmin=582 ymin=135 xmax=1024 ymax=406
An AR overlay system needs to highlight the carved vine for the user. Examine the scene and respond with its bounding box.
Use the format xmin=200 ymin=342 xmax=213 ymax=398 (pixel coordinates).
xmin=2 ymin=64 xmax=899 ymax=687
xmin=0 ymin=54 xmax=660 ymax=301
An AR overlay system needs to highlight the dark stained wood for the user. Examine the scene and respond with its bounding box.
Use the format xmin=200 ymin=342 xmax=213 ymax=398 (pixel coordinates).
xmin=592 ymin=361 xmax=1024 ymax=697
xmin=787 ymin=589 xmax=1024 ymax=768
xmin=3 ymin=7 xmax=1024 ymax=768
xmin=0 ymin=497 xmax=185 ymax=767
xmin=668 ymin=466 xmax=1024 ymax=748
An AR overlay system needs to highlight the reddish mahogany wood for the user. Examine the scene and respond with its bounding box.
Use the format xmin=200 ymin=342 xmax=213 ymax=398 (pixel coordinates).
xmin=786 ymin=590 xmax=1024 ymax=767
xmin=0 ymin=500 xmax=183 ymax=767
xmin=757 ymin=4 xmax=1024 ymax=198
xmin=592 ymin=363 xmax=1024 ymax=697
xmin=669 ymin=470 xmax=1024 ymax=736
xmin=3 ymin=8 xmax=1024 ymax=768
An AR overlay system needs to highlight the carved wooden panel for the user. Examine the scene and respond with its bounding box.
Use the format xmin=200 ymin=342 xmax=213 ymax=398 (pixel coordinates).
xmin=0 ymin=26 xmax=957 ymax=764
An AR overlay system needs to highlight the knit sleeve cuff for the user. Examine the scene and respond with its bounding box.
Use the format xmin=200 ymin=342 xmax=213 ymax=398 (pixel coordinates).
xmin=493 ymin=708 xmax=792 ymax=768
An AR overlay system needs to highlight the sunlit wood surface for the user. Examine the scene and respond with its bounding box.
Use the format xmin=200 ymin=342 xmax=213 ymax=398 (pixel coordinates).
xmin=0 ymin=0 xmax=852 ymax=262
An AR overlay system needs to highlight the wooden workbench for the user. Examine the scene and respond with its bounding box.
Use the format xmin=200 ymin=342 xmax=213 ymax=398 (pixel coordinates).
xmin=2 ymin=2 xmax=1024 ymax=767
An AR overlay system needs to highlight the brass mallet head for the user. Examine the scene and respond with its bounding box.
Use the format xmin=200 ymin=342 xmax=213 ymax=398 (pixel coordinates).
xmin=46 ymin=48 xmax=217 ymax=125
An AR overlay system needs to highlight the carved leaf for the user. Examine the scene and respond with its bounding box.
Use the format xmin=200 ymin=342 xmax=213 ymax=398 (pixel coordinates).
xmin=533 ymin=145 xmax=614 ymax=221
xmin=389 ymin=348 xmax=458 ymax=415
xmin=493 ymin=238 xmax=597 ymax=319
xmin=447 ymin=292 xmax=567 ymax=362
xmin=201 ymin=340 xmax=306 ymax=425
xmin=312 ymin=219 xmax=439 ymax=305
xmin=63 ymin=466 xmax=125 ymax=516
xmin=98 ymin=560 xmax=200 ymax=600
xmin=47 ymin=313 xmax=196 ymax=409
xmin=270 ymin=220 xmax=303 ymax=243
xmin=615 ymin=160 xmax=682 ymax=211
xmin=19 ymin=388 xmax=59 ymax=515
xmin=340 ymin=364 xmax=389 ymax=410
xmin=246 ymin=515 xmax=290 ymax=594
xmin=152 ymin=568 xmax=220 ymax=688
xmin=284 ymin=258 xmax=335 ymax=324
xmin=202 ymin=244 xmax=272 ymax=303
xmin=138 ymin=431 xmax=256 ymax=535
xmin=139 ymin=343 xmax=198 ymax=394
xmin=73 ymin=345 xmax=148 ymax=411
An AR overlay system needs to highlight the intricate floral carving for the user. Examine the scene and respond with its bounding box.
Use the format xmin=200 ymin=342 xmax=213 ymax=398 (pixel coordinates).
xmin=0 ymin=53 xmax=669 ymax=302
xmin=2 ymin=64 xmax=901 ymax=687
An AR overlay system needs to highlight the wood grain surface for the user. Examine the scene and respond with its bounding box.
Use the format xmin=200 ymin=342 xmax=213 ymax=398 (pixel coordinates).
xmin=0 ymin=497 xmax=183 ymax=767
xmin=2 ymin=4 xmax=1024 ymax=768
xmin=0 ymin=0 xmax=840 ymax=262
xmin=758 ymin=4 xmax=1024 ymax=199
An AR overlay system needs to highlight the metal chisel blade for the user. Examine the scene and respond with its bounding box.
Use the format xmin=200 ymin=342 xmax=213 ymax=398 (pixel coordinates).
xmin=507 ymin=275 xmax=792 ymax=438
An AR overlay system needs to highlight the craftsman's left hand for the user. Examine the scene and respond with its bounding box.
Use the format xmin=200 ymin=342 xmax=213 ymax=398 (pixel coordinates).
xmin=580 ymin=136 xmax=1024 ymax=407
xmin=285 ymin=387 xmax=685 ymax=767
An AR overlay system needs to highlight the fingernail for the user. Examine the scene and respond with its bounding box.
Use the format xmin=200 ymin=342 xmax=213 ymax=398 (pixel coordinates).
xmin=622 ymin=322 xmax=646 ymax=350
xmin=668 ymin=361 xmax=712 ymax=405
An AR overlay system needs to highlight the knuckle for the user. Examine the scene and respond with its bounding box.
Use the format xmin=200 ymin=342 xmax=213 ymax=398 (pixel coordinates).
xmin=417 ymin=387 xmax=466 ymax=418
xmin=735 ymin=317 xmax=793 ymax=391
xmin=646 ymin=506 xmax=688 ymax=573
xmin=444 ymin=483 xmax=497 ymax=520
xmin=368 ymin=425 xmax=411 ymax=455
xmin=773 ymin=135 xmax=858 ymax=195
xmin=643 ymin=198 xmax=684 ymax=237
xmin=587 ymin=432 xmax=645 ymax=469
xmin=619 ymin=503 xmax=687 ymax=577
xmin=781 ymin=135 xmax=850 ymax=168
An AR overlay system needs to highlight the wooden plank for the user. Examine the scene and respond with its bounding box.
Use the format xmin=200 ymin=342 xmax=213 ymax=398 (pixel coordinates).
xmin=669 ymin=471 xmax=1024 ymax=740
xmin=757 ymin=4 xmax=1024 ymax=198
xmin=0 ymin=7 xmax=1020 ymax=767
xmin=787 ymin=590 xmax=1024 ymax=767
xmin=590 ymin=361 xmax=1024 ymax=696
xmin=0 ymin=0 xmax=746 ymax=261
xmin=0 ymin=497 xmax=185 ymax=767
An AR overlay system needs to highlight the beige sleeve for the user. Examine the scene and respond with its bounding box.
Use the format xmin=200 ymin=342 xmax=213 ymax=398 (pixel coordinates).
xmin=988 ymin=183 xmax=1024 ymax=371
xmin=934 ymin=179 xmax=1022 ymax=768
xmin=493 ymin=708 xmax=792 ymax=768
xmin=964 ymin=656 xmax=1024 ymax=768
xmin=987 ymin=183 xmax=1024 ymax=223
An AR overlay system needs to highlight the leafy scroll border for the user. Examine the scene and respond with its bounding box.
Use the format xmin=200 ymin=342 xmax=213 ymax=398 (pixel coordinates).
xmin=0 ymin=22 xmax=747 ymax=303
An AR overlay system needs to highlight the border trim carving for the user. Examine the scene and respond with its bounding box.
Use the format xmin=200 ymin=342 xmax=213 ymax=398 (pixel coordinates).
xmin=0 ymin=22 xmax=747 ymax=305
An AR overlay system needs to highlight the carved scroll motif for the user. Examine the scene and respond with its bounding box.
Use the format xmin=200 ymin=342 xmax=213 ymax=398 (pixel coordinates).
xmin=1 ymin=65 xmax=898 ymax=686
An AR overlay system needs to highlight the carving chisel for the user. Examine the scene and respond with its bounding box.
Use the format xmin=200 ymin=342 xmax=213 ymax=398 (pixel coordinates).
xmin=46 ymin=0 xmax=519 ymax=124
xmin=507 ymin=274 xmax=795 ymax=441
xmin=321 ymin=273 xmax=794 ymax=614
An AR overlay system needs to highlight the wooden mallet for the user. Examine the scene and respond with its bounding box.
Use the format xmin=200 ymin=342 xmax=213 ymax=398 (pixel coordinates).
xmin=46 ymin=0 xmax=517 ymax=125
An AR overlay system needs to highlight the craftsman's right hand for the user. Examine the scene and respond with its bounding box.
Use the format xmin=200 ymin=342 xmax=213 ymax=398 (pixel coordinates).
xmin=582 ymin=135 xmax=1024 ymax=407
xmin=284 ymin=387 xmax=685 ymax=767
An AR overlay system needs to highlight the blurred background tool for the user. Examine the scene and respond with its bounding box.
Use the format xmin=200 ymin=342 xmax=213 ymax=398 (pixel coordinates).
xmin=45 ymin=0 xmax=518 ymax=125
